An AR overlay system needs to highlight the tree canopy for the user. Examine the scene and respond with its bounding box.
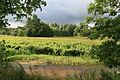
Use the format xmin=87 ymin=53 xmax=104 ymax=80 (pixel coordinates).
xmin=25 ymin=14 xmax=53 ymax=37
xmin=0 ymin=0 xmax=46 ymax=27
xmin=88 ymin=0 xmax=120 ymax=68
xmin=88 ymin=0 xmax=120 ymax=42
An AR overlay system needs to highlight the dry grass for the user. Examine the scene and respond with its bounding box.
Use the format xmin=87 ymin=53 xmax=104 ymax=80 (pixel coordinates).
xmin=20 ymin=61 xmax=111 ymax=79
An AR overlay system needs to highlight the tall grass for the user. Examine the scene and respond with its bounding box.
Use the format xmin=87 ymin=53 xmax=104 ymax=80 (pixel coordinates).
xmin=0 ymin=63 xmax=118 ymax=80
xmin=11 ymin=54 xmax=98 ymax=65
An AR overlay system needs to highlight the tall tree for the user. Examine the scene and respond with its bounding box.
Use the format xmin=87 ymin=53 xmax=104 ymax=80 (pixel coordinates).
xmin=50 ymin=23 xmax=61 ymax=36
xmin=26 ymin=14 xmax=53 ymax=37
xmin=65 ymin=24 xmax=76 ymax=36
xmin=88 ymin=0 xmax=120 ymax=42
xmin=88 ymin=0 xmax=120 ymax=67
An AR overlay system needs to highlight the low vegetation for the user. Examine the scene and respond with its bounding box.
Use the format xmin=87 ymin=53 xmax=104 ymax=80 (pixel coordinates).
xmin=0 ymin=36 xmax=101 ymax=57
xmin=0 ymin=35 xmax=119 ymax=80
xmin=12 ymin=54 xmax=98 ymax=65
xmin=1 ymin=0 xmax=120 ymax=79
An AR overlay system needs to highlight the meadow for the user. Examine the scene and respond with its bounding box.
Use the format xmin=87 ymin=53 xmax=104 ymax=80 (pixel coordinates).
xmin=0 ymin=36 xmax=119 ymax=80
xmin=0 ymin=35 xmax=101 ymax=65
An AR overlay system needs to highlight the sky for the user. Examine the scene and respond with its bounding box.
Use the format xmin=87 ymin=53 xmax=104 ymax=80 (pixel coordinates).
xmin=8 ymin=0 xmax=93 ymax=27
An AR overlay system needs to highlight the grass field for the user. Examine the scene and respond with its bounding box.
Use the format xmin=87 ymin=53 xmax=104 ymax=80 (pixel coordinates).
xmin=12 ymin=54 xmax=98 ymax=65
xmin=0 ymin=35 xmax=101 ymax=53
xmin=1 ymin=36 xmax=117 ymax=80
xmin=0 ymin=35 xmax=101 ymax=46
xmin=0 ymin=35 xmax=101 ymax=65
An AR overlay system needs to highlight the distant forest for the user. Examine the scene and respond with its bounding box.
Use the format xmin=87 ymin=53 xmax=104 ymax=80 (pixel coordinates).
xmin=0 ymin=14 xmax=95 ymax=38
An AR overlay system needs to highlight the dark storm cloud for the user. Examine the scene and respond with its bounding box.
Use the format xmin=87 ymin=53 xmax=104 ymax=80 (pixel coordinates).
xmin=34 ymin=0 xmax=93 ymax=24
xmin=8 ymin=0 xmax=93 ymax=27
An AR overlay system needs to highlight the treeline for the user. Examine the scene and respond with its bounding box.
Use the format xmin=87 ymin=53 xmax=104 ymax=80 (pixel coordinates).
xmin=0 ymin=14 xmax=93 ymax=37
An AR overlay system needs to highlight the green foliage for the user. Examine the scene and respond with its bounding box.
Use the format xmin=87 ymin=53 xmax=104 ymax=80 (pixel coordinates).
xmin=88 ymin=29 xmax=100 ymax=40
xmin=0 ymin=28 xmax=6 ymax=35
xmin=87 ymin=0 xmax=120 ymax=68
xmin=12 ymin=54 xmax=97 ymax=65
xmin=10 ymin=45 xmax=85 ymax=57
xmin=88 ymin=0 xmax=119 ymax=16
xmin=100 ymin=69 xmax=120 ymax=80
xmin=74 ymin=26 xmax=81 ymax=36
xmin=27 ymin=46 xmax=54 ymax=55
xmin=0 ymin=20 xmax=93 ymax=37
xmin=74 ymin=22 xmax=91 ymax=37
xmin=18 ymin=29 xmax=25 ymax=36
xmin=50 ymin=23 xmax=77 ymax=36
xmin=65 ymin=24 xmax=77 ymax=36
xmin=80 ymin=28 xmax=91 ymax=37
xmin=25 ymin=14 xmax=54 ymax=37
xmin=0 ymin=15 xmax=54 ymax=37
xmin=90 ymin=45 xmax=100 ymax=59
xmin=0 ymin=36 xmax=99 ymax=57
xmin=91 ymin=40 xmax=120 ymax=68
xmin=0 ymin=0 xmax=46 ymax=27
xmin=0 ymin=40 xmax=9 ymax=67
xmin=63 ymin=50 xmax=85 ymax=57
xmin=10 ymin=29 xmax=18 ymax=36
xmin=87 ymin=0 xmax=120 ymax=41
xmin=54 ymin=48 xmax=62 ymax=56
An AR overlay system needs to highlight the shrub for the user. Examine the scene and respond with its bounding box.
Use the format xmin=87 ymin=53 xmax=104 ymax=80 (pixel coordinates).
xmin=90 ymin=45 xmax=100 ymax=59
xmin=0 ymin=40 xmax=9 ymax=67
xmin=27 ymin=46 xmax=54 ymax=55
xmin=63 ymin=50 xmax=85 ymax=57
xmin=43 ymin=47 xmax=54 ymax=55
xmin=54 ymin=48 xmax=62 ymax=56
xmin=90 ymin=40 xmax=120 ymax=68
xmin=26 ymin=46 xmax=86 ymax=57
xmin=14 ymin=46 xmax=21 ymax=50
xmin=26 ymin=46 xmax=35 ymax=54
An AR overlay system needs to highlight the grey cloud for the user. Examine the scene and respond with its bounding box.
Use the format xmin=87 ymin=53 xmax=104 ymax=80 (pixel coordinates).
xmin=35 ymin=0 xmax=93 ymax=24
xmin=8 ymin=0 xmax=93 ymax=27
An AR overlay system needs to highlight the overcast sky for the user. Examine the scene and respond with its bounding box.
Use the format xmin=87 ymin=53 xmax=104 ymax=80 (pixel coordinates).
xmin=8 ymin=0 xmax=93 ymax=27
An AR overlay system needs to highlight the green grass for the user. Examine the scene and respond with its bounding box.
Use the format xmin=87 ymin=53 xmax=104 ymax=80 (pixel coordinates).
xmin=0 ymin=35 xmax=102 ymax=54
xmin=0 ymin=35 xmax=101 ymax=65
xmin=1 ymin=36 xmax=114 ymax=80
xmin=0 ymin=35 xmax=101 ymax=46
xmin=11 ymin=54 xmax=99 ymax=65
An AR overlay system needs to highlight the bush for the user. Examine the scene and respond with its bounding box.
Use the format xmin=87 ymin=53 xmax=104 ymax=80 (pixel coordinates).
xmin=27 ymin=46 xmax=54 ymax=55
xmin=26 ymin=46 xmax=86 ymax=57
xmin=90 ymin=45 xmax=100 ymax=59
xmin=63 ymin=50 xmax=85 ymax=57
xmin=100 ymin=69 xmax=120 ymax=80
xmin=90 ymin=40 xmax=120 ymax=68
xmin=26 ymin=46 xmax=35 ymax=54
xmin=54 ymin=49 xmax=62 ymax=56
xmin=0 ymin=40 xmax=8 ymax=67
